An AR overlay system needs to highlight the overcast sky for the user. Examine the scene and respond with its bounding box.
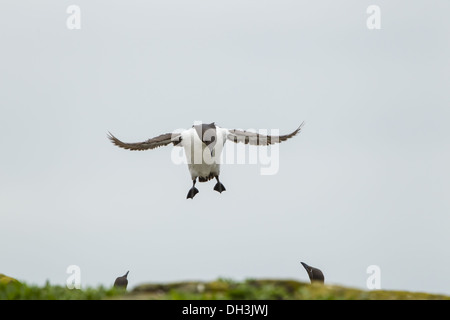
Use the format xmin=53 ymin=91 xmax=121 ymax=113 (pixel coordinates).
xmin=1 ymin=0 xmax=450 ymax=296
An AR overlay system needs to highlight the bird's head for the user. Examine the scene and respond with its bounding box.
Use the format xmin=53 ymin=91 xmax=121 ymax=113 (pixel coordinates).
xmin=301 ymin=262 xmax=325 ymax=283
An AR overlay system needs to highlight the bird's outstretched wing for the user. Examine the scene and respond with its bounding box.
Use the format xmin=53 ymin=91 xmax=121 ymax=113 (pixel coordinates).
xmin=227 ymin=122 xmax=304 ymax=145
xmin=108 ymin=132 xmax=182 ymax=151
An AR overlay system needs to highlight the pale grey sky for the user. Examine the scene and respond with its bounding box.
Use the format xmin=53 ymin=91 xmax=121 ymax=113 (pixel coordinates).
xmin=1 ymin=1 xmax=450 ymax=295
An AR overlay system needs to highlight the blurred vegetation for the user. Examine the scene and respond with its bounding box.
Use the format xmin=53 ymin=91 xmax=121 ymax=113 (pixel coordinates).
xmin=1 ymin=274 xmax=449 ymax=300
xmin=0 ymin=273 xmax=123 ymax=300
xmin=128 ymin=278 xmax=450 ymax=300
xmin=0 ymin=274 xmax=19 ymax=285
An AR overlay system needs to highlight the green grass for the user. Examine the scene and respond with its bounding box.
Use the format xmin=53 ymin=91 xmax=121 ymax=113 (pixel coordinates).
xmin=0 ymin=281 xmax=123 ymax=300
xmin=0 ymin=273 xmax=124 ymax=300
xmin=128 ymin=278 xmax=450 ymax=300
xmin=1 ymin=274 xmax=448 ymax=300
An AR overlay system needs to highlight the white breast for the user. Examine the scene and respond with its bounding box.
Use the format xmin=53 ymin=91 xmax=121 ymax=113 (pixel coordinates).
xmin=180 ymin=127 xmax=228 ymax=180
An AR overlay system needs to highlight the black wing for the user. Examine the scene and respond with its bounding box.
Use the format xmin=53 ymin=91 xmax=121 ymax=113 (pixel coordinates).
xmin=227 ymin=122 xmax=304 ymax=145
xmin=108 ymin=132 xmax=182 ymax=151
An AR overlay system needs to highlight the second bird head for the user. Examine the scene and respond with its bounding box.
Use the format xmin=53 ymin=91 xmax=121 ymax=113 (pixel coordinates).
xmin=301 ymin=262 xmax=325 ymax=284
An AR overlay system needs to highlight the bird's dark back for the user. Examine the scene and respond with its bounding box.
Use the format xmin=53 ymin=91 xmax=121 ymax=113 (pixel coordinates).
xmin=114 ymin=277 xmax=128 ymax=288
xmin=310 ymin=268 xmax=325 ymax=283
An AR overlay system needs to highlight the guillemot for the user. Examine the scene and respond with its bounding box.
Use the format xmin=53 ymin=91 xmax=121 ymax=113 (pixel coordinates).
xmin=113 ymin=271 xmax=129 ymax=289
xmin=108 ymin=121 xmax=304 ymax=199
xmin=301 ymin=262 xmax=325 ymax=283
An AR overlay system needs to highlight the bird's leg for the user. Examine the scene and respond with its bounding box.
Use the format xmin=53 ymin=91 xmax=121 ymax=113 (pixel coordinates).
xmin=213 ymin=176 xmax=226 ymax=193
xmin=186 ymin=178 xmax=199 ymax=199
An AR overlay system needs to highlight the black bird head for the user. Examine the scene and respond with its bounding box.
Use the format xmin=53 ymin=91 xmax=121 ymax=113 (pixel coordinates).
xmin=114 ymin=271 xmax=130 ymax=289
xmin=193 ymin=122 xmax=218 ymax=155
xmin=301 ymin=262 xmax=325 ymax=284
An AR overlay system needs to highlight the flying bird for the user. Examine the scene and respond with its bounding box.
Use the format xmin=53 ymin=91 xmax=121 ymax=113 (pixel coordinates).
xmin=108 ymin=121 xmax=304 ymax=199
xmin=113 ymin=271 xmax=129 ymax=289
xmin=301 ymin=262 xmax=324 ymax=283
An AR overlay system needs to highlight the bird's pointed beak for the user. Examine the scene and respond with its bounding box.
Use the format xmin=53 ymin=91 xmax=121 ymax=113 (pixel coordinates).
xmin=301 ymin=262 xmax=309 ymax=270
xmin=125 ymin=271 xmax=129 ymax=277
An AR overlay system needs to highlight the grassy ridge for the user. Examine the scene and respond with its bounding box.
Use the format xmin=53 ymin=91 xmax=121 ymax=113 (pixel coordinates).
xmin=0 ymin=275 xmax=122 ymax=300
xmin=128 ymin=278 xmax=450 ymax=300
xmin=1 ymin=274 xmax=448 ymax=300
